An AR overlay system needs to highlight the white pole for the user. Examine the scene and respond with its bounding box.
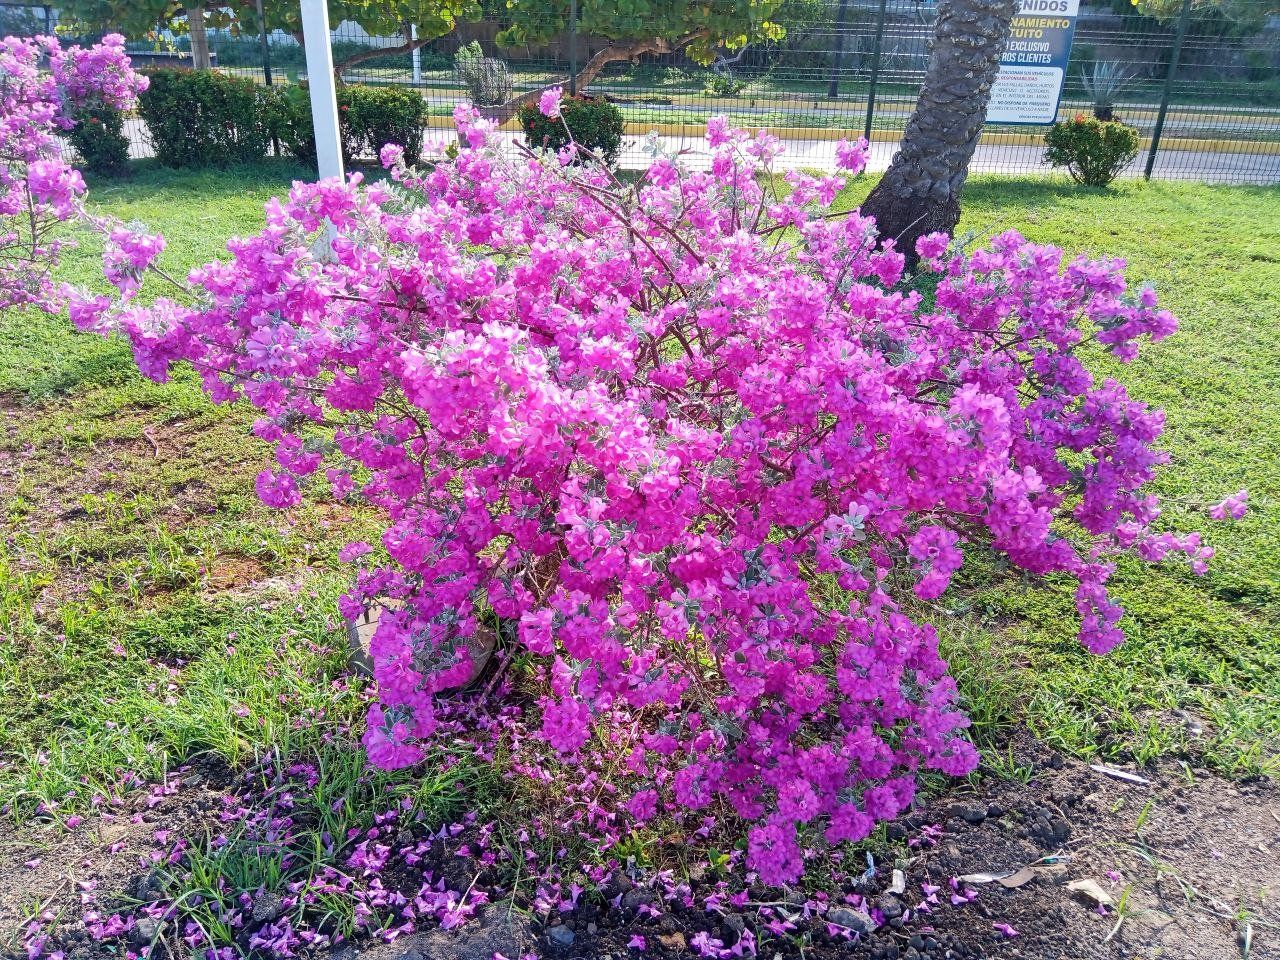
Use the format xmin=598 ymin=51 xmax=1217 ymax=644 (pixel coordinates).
xmin=410 ymin=24 xmax=421 ymax=86
xmin=301 ymin=0 xmax=344 ymax=183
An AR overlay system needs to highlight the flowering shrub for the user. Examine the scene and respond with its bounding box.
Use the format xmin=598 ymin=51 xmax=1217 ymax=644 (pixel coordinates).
xmin=71 ymin=106 xmax=1221 ymax=887
xmin=0 ymin=34 xmax=144 ymax=309
xmin=51 ymin=33 xmax=145 ymax=176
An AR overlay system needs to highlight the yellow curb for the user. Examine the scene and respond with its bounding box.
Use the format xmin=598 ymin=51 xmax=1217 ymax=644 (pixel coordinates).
xmin=425 ymin=115 xmax=1280 ymax=156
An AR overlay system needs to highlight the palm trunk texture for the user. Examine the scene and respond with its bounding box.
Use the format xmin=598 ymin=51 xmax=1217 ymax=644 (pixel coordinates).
xmin=860 ymin=0 xmax=1018 ymax=264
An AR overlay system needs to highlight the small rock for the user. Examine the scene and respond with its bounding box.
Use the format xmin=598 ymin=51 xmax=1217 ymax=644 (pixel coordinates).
xmin=723 ymin=913 xmax=746 ymax=935
xmin=587 ymin=921 xmax=598 ymax=935
xmin=621 ymin=889 xmax=649 ymax=911
xmin=129 ymin=918 xmax=163 ymax=945
xmin=657 ymin=932 xmax=687 ymax=950
xmin=949 ymin=803 xmax=986 ymax=825
xmin=128 ymin=869 xmax=165 ymax=903
xmin=875 ymin=894 xmax=904 ymax=920
xmin=827 ymin=907 xmax=873 ymax=933
xmin=252 ymin=892 xmax=285 ymax=923
xmin=605 ymin=873 xmax=636 ymax=898
xmin=547 ymin=924 xmax=575 ymax=947
xmin=889 ymin=869 xmax=906 ymax=894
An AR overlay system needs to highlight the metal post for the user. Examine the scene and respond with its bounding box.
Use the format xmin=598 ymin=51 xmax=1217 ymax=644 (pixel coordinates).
xmin=301 ymin=0 xmax=343 ymax=183
xmin=1144 ymin=0 xmax=1192 ymax=180
xmin=255 ymin=0 xmax=273 ymax=86
xmin=863 ymin=0 xmax=889 ymax=143
xmin=568 ymin=0 xmax=579 ymax=97
xmin=828 ymin=0 xmax=851 ymax=99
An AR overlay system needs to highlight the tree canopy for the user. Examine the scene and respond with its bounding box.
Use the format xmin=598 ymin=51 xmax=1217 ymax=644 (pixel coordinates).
xmin=1129 ymin=0 xmax=1278 ymax=28
xmin=54 ymin=0 xmax=479 ymax=44
xmin=496 ymin=0 xmax=786 ymax=70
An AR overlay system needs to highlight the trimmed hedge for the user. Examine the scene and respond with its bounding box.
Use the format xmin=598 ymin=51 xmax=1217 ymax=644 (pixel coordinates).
xmin=518 ymin=95 xmax=625 ymax=168
xmin=138 ymin=69 xmax=271 ymax=168
xmin=270 ymin=83 xmax=428 ymax=168
xmin=1044 ymin=115 xmax=1141 ymax=187
xmin=65 ymin=106 xmax=131 ymax=176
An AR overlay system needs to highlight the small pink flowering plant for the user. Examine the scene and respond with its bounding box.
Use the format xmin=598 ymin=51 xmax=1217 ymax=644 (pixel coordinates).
xmin=72 ymin=107 xmax=1225 ymax=886
xmin=0 ymin=34 xmax=145 ymax=310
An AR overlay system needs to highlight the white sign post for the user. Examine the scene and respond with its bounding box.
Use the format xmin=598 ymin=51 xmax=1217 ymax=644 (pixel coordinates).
xmin=987 ymin=0 xmax=1081 ymax=125
xmin=300 ymin=0 xmax=344 ymax=183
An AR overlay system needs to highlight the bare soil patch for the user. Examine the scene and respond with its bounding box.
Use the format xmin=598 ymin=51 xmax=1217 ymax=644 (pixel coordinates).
xmin=0 ymin=759 xmax=231 ymax=958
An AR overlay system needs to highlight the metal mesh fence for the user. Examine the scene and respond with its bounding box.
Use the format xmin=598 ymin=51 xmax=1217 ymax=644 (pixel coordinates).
xmin=3 ymin=0 xmax=1278 ymax=182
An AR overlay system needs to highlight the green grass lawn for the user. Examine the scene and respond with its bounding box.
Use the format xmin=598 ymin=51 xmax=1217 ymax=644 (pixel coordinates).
xmin=0 ymin=162 xmax=1277 ymax=831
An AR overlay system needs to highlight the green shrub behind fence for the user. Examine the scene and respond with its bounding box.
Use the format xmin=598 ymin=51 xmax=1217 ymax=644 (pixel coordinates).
xmin=139 ymin=69 xmax=272 ymax=169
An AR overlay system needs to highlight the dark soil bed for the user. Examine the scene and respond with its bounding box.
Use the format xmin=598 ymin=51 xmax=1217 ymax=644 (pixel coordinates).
xmin=5 ymin=739 xmax=1276 ymax=960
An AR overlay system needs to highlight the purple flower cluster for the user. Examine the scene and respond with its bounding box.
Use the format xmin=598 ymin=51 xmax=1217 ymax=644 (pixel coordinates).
xmin=0 ymin=34 xmax=143 ymax=310
xmin=67 ymin=107 xmax=1235 ymax=886
xmin=48 ymin=33 xmax=148 ymax=116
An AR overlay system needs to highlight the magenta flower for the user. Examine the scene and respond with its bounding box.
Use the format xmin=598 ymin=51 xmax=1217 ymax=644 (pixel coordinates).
xmin=1209 ymin=489 xmax=1247 ymax=520
xmin=538 ymin=86 xmax=563 ymax=119
xmin=834 ymin=136 xmax=869 ymax=173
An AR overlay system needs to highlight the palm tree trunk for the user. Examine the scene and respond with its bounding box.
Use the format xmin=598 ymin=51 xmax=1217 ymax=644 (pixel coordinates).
xmin=860 ymin=0 xmax=1017 ymax=264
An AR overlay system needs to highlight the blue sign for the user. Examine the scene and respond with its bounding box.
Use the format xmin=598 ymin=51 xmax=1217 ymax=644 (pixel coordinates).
xmin=987 ymin=0 xmax=1081 ymax=125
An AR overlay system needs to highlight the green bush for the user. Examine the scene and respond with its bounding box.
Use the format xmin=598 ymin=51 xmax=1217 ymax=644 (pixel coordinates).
xmin=704 ymin=69 xmax=747 ymax=96
xmin=1044 ymin=115 xmax=1141 ymax=187
xmin=518 ymin=95 xmax=625 ymax=168
xmin=339 ymin=84 xmax=428 ymax=165
xmin=268 ymin=86 xmax=317 ymax=165
xmin=138 ymin=69 xmax=271 ymax=168
xmin=65 ymin=107 xmax=131 ymax=176
xmin=1243 ymin=49 xmax=1276 ymax=83
xmin=270 ymin=83 xmax=427 ymax=167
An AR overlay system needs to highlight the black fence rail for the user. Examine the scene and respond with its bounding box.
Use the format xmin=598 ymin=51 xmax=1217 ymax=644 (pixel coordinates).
xmin=3 ymin=0 xmax=1278 ymax=183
